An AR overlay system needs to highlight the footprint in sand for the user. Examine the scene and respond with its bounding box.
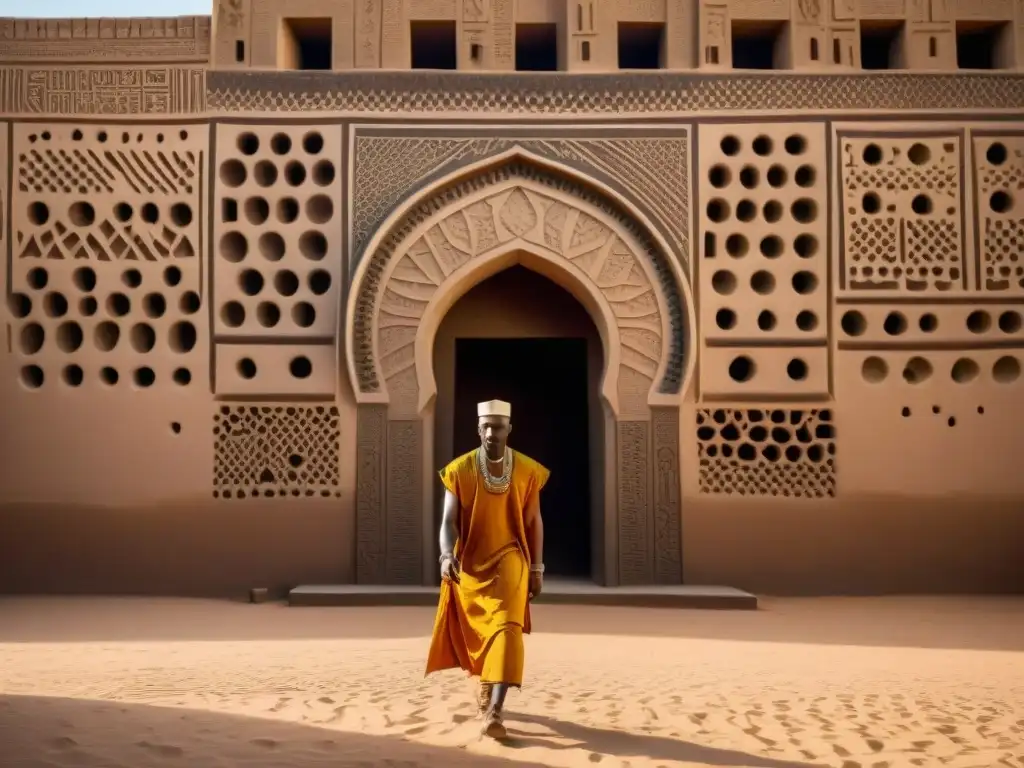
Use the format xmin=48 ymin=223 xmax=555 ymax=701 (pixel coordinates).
xmin=136 ymin=740 xmax=184 ymax=758
xmin=249 ymin=738 xmax=279 ymax=749
xmin=48 ymin=736 xmax=78 ymax=750
xmin=269 ymin=697 xmax=291 ymax=713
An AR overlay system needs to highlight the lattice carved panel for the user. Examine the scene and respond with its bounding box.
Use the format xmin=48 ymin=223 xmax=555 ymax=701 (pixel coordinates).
xmin=972 ymin=133 xmax=1024 ymax=294
xmin=696 ymin=407 xmax=836 ymax=497
xmin=212 ymin=404 xmax=342 ymax=498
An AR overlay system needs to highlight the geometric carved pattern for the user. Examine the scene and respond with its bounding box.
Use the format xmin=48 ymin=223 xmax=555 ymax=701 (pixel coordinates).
xmin=617 ymin=420 xmax=651 ymax=585
xmin=697 ymin=408 xmax=836 ymax=498
xmin=652 ymin=407 xmax=682 ymax=584
xmin=353 ymin=159 xmax=686 ymax=397
xmin=355 ymin=404 xmax=387 ymax=584
xmin=350 ymin=131 xmax=689 ymax=273
xmin=212 ymin=405 xmax=342 ymax=499
xmin=973 ymin=133 xmax=1024 ymax=293
xmin=207 ymin=72 xmax=1024 ymax=115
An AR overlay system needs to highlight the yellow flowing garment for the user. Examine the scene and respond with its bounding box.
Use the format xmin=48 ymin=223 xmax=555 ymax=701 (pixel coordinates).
xmin=425 ymin=448 xmax=550 ymax=687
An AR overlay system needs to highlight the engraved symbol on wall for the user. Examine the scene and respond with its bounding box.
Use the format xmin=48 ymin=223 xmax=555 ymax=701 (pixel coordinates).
xmin=696 ymin=408 xmax=836 ymax=498
xmin=840 ymin=134 xmax=965 ymax=293
xmin=972 ymin=134 xmax=1024 ymax=293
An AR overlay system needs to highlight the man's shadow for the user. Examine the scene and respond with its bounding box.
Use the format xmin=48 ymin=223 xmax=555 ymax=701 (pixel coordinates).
xmin=501 ymin=712 xmax=826 ymax=768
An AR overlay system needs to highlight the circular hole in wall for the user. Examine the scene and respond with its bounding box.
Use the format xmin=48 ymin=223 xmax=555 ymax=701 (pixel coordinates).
xmin=312 ymin=160 xmax=335 ymax=186
xmin=143 ymin=293 xmax=166 ymax=318
xmin=720 ymin=135 xmax=741 ymax=155
xmin=711 ymin=270 xmax=737 ymax=295
xmin=133 ymin=367 xmax=156 ymax=388
xmin=708 ymin=165 xmax=731 ymax=187
xmin=792 ymin=271 xmax=818 ymax=294
xmin=73 ymin=266 xmax=96 ymax=292
xmin=237 ymin=132 xmax=259 ymax=155
xmin=114 ymin=202 xmax=133 ymax=222
xmin=725 ymin=234 xmax=749 ymax=257
xmin=168 ymin=321 xmax=197 ymax=353
xmin=796 ymin=310 xmax=818 ymax=332
xmin=94 ymin=321 xmax=120 ymax=351
xmin=715 ymin=308 xmax=737 ymax=330
xmin=907 ymin=143 xmax=931 ymax=165
xmin=736 ymin=200 xmax=756 ymax=222
xmin=290 ymin=356 xmax=313 ymax=379
xmin=244 ymin=197 xmax=270 ymax=225
xmin=862 ymin=192 xmax=881 ymax=214
xmin=164 ymin=266 xmax=182 ymax=287
xmin=44 ymin=292 xmax=68 ymax=318
xmin=794 ymin=165 xmax=816 ymax=187
xmin=901 ymin=406 xmax=911 ymax=417
xmin=728 ymin=355 xmax=755 ymax=383
xmin=27 ymin=267 xmax=48 ymax=290
xmin=766 ymin=165 xmax=786 ymax=187
xmin=306 ymin=194 xmax=334 ymax=224
xmin=20 ymin=365 xmax=44 ymax=389
xmin=840 ymin=310 xmax=867 ymax=336
xmin=106 ymin=293 xmax=130 ymax=317
xmin=284 ymin=161 xmax=307 ymax=186
xmin=793 ymin=234 xmax=818 ymax=258
xmin=173 ymin=368 xmax=191 ymax=386
xmin=863 ymin=144 xmax=883 ymax=165
xmin=911 ymin=194 xmax=932 ymax=215
xmin=986 ymin=142 xmax=1008 ymax=165
xmin=763 ymin=200 xmax=782 ymax=222
xmin=785 ymin=135 xmax=806 ymax=155
xmin=308 ymin=270 xmax=332 ymax=295
xmin=8 ymin=293 xmax=32 ymax=318
xmin=140 ymin=203 xmax=159 ymax=224
xmin=951 ymin=357 xmax=980 ymax=383
xmin=237 ymin=357 xmax=257 ymax=379
xmin=861 ymin=356 xmax=888 ymax=383
xmin=292 ymin=302 xmax=316 ymax=328
xmin=171 ymin=422 xmax=182 ymax=434
xmin=221 ymin=301 xmax=245 ymax=327
xmin=707 ymin=199 xmax=729 ymax=222
xmin=259 ymin=232 xmax=286 ymax=261
xmin=786 ymin=358 xmax=808 ymax=381
xmin=883 ymin=311 xmax=907 ymax=335
xmin=990 ymin=191 xmax=1013 ymax=214
xmin=277 ymin=197 xmax=300 ymax=223
xmin=750 ymin=270 xmax=775 ymax=294
xmin=100 ymin=366 xmax=119 ymax=385
xmin=170 ymin=203 xmax=192 ymax=228
xmin=760 ymin=235 xmax=783 ymax=258
xmin=19 ymin=323 xmax=45 ymax=354
xmin=220 ymin=231 xmax=248 ymax=262
xmin=270 ymin=133 xmax=292 ymax=155
xmin=993 ymin=355 xmax=1021 ymax=383
xmin=998 ymin=310 xmax=1022 ymax=333
xmin=299 ymin=231 xmax=327 ymax=261
xmin=274 ymin=270 xmax=300 ymax=296
xmin=757 ymin=310 xmax=776 ymax=331
xmin=80 ymin=296 xmax=98 ymax=316
xmin=68 ymin=201 xmax=95 ymax=227
xmin=180 ymin=291 xmax=200 ymax=314
xmin=902 ymin=356 xmax=933 ymax=384
xmin=791 ymin=199 xmax=817 ymax=223
xmin=220 ymin=159 xmax=246 ymax=187
xmin=56 ymin=321 xmax=84 ymax=353
xmin=240 ymin=269 xmax=265 ymax=296
xmin=739 ymin=166 xmax=759 ymax=189
xmin=122 ymin=268 xmax=142 ymax=289
xmin=919 ymin=313 xmax=938 ymax=332
xmin=752 ymin=135 xmax=773 ymax=155
xmin=130 ymin=322 xmax=156 ymax=353
xmin=257 ymin=302 xmax=281 ymax=327
xmin=948 ymin=416 xmax=956 ymax=427
xmin=28 ymin=201 xmax=50 ymax=226
xmin=967 ymin=310 xmax=991 ymax=333
xmin=62 ymin=364 xmax=84 ymax=387
xmin=303 ymin=132 xmax=324 ymax=155
xmin=253 ymin=160 xmax=278 ymax=187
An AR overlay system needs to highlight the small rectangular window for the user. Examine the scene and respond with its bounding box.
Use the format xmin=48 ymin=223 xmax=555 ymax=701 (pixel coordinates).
xmin=222 ymin=198 xmax=238 ymax=223
xmin=704 ymin=232 xmax=716 ymax=258
xmin=280 ymin=18 xmax=332 ymax=70
xmin=809 ymin=38 xmax=818 ymax=60
xmin=581 ymin=40 xmax=590 ymax=61
xmin=833 ymin=38 xmax=841 ymax=64
xmin=470 ymin=43 xmax=482 ymax=62
xmin=731 ymin=21 xmax=788 ymax=69
xmin=860 ymin=21 xmax=903 ymax=70
xmin=706 ymin=45 xmax=719 ymax=64
xmin=929 ymin=36 xmax=937 ymax=57
xmin=235 ymin=40 xmax=245 ymax=62
xmin=956 ymin=21 xmax=1012 ymax=70
xmin=410 ymin=20 xmax=457 ymax=69
xmin=618 ymin=22 xmax=665 ymax=69
xmin=515 ymin=23 xmax=558 ymax=71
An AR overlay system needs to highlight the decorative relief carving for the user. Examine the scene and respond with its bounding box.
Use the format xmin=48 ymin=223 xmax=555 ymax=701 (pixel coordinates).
xmin=0 ymin=67 xmax=205 ymax=116
xmin=840 ymin=133 xmax=965 ymax=292
xmin=697 ymin=408 xmax=837 ymax=497
xmin=351 ymin=131 xmax=689 ymax=275
xmin=355 ymin=404 xmax=387 ymax=583
xmin=972 ymin=133 xmax=1024 ymax=293
xmin=651 ymin=407 xmax=682 ymax=584
xmin=0 ymin=17 xmax=210 ymax=62
xmin=617 ymin=420 xmax=652 ymax=585
xmin=212 ymin=405 xmax=342 ymax=498
xmin=385 ymin=420 xmax=423 ymax=584
xmin=353 ymin=160 xmax=686 ymax=398
xmin=206 ymin=72 xmax=1024 ymax=114
xmin=219 ymin=0 xmax=246 ymax=28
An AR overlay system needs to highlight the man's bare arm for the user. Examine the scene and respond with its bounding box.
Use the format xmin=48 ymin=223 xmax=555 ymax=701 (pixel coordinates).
xmin=440 ymin=489 xmax=460 ymax=557
xmin=524 ymin=493 xmax=544 ymax=567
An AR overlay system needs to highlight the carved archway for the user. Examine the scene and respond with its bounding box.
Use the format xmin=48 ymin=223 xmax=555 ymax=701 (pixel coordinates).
xmin=345 ymin=150 xmax=693 ymax=586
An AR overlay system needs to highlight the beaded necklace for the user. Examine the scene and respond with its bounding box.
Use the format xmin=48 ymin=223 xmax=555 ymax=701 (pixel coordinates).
xmin=477 ymin=447 xmax=514 ymax=494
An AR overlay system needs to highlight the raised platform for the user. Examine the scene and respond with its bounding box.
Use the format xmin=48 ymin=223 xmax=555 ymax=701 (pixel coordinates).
xmin=288 ymin=581 xmax=757 ymax=610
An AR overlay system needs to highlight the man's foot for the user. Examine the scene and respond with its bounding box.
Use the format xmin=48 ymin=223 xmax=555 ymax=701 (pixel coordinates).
xmin=481 ymin=707 xmax=507 ymax=740
xmin=477 ymin=682 xmax=493 ymax=716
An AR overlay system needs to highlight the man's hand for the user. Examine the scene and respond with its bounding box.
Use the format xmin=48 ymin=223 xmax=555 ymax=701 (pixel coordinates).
xmin=528 ymin=570 xmax=543 ymax=600
xmin=440 ymin=554 xmax=461 ymax=585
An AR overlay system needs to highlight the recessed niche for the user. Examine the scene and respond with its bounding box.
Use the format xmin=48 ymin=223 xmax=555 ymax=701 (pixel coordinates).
xmin=259 ymin=232 xmax=286 ymax=261
xmin=221 ymin=301 xmax=246 ymax=327
xmin=20 ymin=365 xmax=44 ymax=389
xmin=951 ymin=357 xmax=979 ymax=383
xmin=902 ymin=356 xmax=933 ymax=384
xmin=883 ymin=311 xmax=907 ymax=336
xmin=164 ymin=266 xmax=182 ymax=287
xmin=173 ymin=368 xmax=192 ymax=385
xmin=44 ymin=292 xmax=69 ymax=318
xmin=238 ymin=357 xmax=257 ymax=379
xmin=8 ymin=293 xmax=31 ymax=318
xmin=795 ymin=310 xmax=818 ymax=332
xmin=168 ymin=321 xmax=197 ymax=353
xmin=253 ymin=160 xmax=278 ymax=187
xmin=257 ymin=301 xmax=281 ymax=327
xmin=861 ymin=356 xmax=888 ymax=383
xmin=277 ymin=198 xmax=300 ymax=223
xmin=73 ymin=266 xmax=97 ymax=292
xmin=299 ymin=231 xmax=328 ymax=260
xmin=998 ymin=311 xmax=1022 ymax=333
xmin=143 ymin=293 xmax=167 ymax=318
xmin=62 ymin=364 xmax=84 ymax=387
xmin=244 ymin=197 xmax=270 ymax=225
xmin=919 ymin=313 xmax=938 ymax=333
xmin=129 ymin=323 xmax=157 ymax=353
xmin=290 ymin=356 xmax=313 ymax=379
xmin=122 ymin=268 xmax=143 ymax=289
xmin=750 ymin=270 xmax=775 ymax=294
xmin=274 ymin=270 xmax=300 ymax=296
xmin=711 ymin=270 xmax=737 ymax=295
xmin=270 ymin=133 xmax=292 ymax=155
xmin=308 ymin=270 xmax=332 ymax=295
xmin=94 ymin=321 xmax=120 ymax=351
xmin=757 ymin=310 xmax=776 ymax=331
xmin=786 ymin=358 xmax=808 ymax=381
xmin=992 ymin=355 xmax=1021 ymax=383
xmin=292 ymin=302 xmax=316 ymax=327
xmin=19 ymin=323 xmax=45 ymax=355
xmin=716 ymin=308 xmax=737 ymax=330
xmin=728 ymin=355 xmax=755 ymax=383
xmin=240 ymin=269 xmax=265 ymax=295
xmin=106 ymin=293 xmax=131 ymax=317
xmin=220 ymin=232 xmax=248 ymax=263
xmin=133 ymin=367 xmax=156 ymax=388
xmin=56 ymin=321 xmax=84 ymax=353
xmin=967 ymin=310 xmax=991 ymax=333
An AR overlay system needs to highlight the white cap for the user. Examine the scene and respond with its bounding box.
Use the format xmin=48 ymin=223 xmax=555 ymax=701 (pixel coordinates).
xmin=477 ymin=399 xmax=511 ymax=419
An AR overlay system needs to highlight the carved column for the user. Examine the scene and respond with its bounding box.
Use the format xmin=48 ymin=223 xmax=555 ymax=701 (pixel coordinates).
xmin=355 ymin=404 xmax=387 ymax=582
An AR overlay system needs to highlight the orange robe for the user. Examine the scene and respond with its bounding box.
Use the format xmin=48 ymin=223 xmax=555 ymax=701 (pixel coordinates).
xmin=424 ymin=448 xmax=550 ymax=687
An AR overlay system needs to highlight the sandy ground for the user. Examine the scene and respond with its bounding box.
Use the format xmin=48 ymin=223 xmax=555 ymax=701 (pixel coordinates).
xmin=0 ymin=597 xmax=1022 ymax=768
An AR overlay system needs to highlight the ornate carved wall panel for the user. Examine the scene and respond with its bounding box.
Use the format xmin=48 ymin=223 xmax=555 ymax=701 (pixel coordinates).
xmin=355 ymin=404 xmax=387 ymax=583
xmin=651 ymin=406 xmax=682 ymax=584
xmin=617 ymin=420 xmax=652 ymax=584
xmin=0 ymin=17 xmax=210 ymax=63
xmin=972 ymin=131 xmax=1024 ymax=294
xmin=8 ymin=124 xmax=205 ymax=392
xmin=385 ymin=419 xmax=423 ymax=584
xmin=1 ymin=67 xmax=205 ymax=116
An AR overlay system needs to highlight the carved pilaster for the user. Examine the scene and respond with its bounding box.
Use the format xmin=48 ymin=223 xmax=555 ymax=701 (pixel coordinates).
xmin=652 ymin=407 xmax=682 ymax=584
xmin=616 ymin=419 xmax=653 ymax=585
xmin=355 ymin=404 xmax=387 ymax=583
xmin=385 ymin=419 xmax=423 ymax=584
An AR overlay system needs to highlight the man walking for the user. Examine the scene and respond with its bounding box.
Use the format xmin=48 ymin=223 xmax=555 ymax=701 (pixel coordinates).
xmin=425 ymin=399 xmax=549 ymax=740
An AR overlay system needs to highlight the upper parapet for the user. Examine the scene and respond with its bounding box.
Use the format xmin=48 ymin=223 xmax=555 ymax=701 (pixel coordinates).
xmin=211 ymin=0 xmax=1024 ymax=73
xmin=0 ymin=16 xmax=210 ymax=64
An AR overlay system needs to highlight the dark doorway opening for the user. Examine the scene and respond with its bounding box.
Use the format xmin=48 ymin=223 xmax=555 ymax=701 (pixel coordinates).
xmin=516 ymin=23 xmax=559 ymax=71
xmin=453 ymin=336 xmax=591 ymax=578
xmin=410 ymin=20 xmax=457 ymax=69
xmin=280 ymin=18 xmax=333 ymax=70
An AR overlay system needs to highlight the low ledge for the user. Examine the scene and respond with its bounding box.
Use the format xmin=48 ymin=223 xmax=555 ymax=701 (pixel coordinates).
xmin=288 ymin=582 xmax=757 ymax=610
